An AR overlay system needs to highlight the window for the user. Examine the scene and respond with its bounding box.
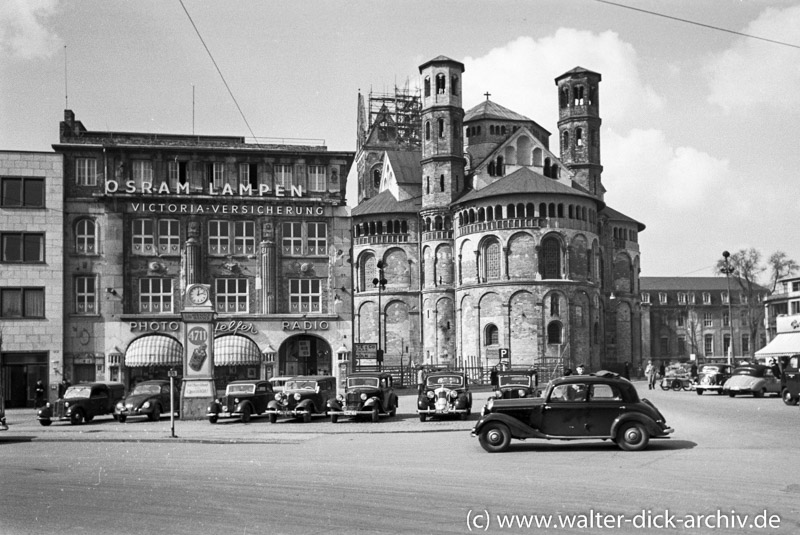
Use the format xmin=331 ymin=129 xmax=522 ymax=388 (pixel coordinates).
xmin=539 ymin=237 xmax=561 ymax=279
xmin=289 ymin=279 xmax=321 ymax=313
xmin=677 ymin=336 xmax=686 ymax=355
xmin=723 ymin=334 xmax=731 ymax=356
xmin=485 ymin=241 xmax=501 ymax=281
xmin=1 ymin=233 xmax=43 ymax=262
xmin=438 ymin=118 xmax=445 ymax=138
xmin=208 ymin=221 xmax=231 ymax=255
xmin=308 ymin=166 xmax=326 ymax=192
xmin=282 ymin=222 xmax=302 ymax=255
xmin=741 ymin=334 xmax=750 ymax=354
xmin=704 ymin=334 xmax=714 ymax=356
xmin=677 ymin=314 xmax=685 ymax=328
xmin=678 ymin=293 xmax=687 ymax=305
xmin=307 ymin=223 xmax=327 ymax=256
xmin=212 ymin=162 xmax=225 ymax=189
xmin=132 ymin=160 xmax=153 ymax=187
xmin=139 ymin=278 xmax=173 ymax=313
xmin=282 ymin=222 xmax=326 ymax=256
xmin=659 ymin=292 xmax=668 ymax=304
xmin=485 ymin=324 xmax=499 ymax=345
xmin=550 ymin=294 xmax=560 ymax=316
xmin=274 ymin=164 xmax=292 ymax=189
xmin=75 ymin=219 xmax=96 ymax=254
xmin=792 ymin=301 xmax=800 ymax=315
xmin=721 ymin=292 xmax=729 ymax=304
xmin=723 ymin=313 xmax=729 ymax=327
xmin=0 ymin=287 xmax=44 ymax=318
xmin=158 ymin=220 xmax=180 ymax=255
xmin=168 ymin=160 xmax=188 ymax=189
xmin=689 ymin=293 xmax=696 ymax=304
xmin=702 ymin=292 xmax=711 ymax=304
xmin=233 ymin=221 xmax=255 ymax=255
xmin=215 ymin=278 xmax=248 ymax=313
xmin=589 ymin=384 xmax=620 ymax=401
xmin=641 ymin=293 xmax=650 ymax=303
xmin=1 ymin=176 xmax=44 ymax=207
xmin=547 ymin=321 xmax=562 ymax=344
xmin=76 ymin=158 xmax=97 ymax=186
xmin=703 ymin=313 xmax=713 ymax=328
xmin=793 ymin=281 xmax=800 ymax=292
xmin=132 ymin=219 xmax=155 ymax=254
xmin=75 ymin=276 xmax=97 ymax=314
xmin=660 ymin=336 xmax=669 ymax=355
xmin=741 ymin=293 xmax=748 ymax=304
xmin=239 ymin=163 xmax=259 ymax=189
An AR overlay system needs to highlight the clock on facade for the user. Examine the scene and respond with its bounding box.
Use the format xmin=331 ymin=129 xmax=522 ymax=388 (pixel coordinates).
xmin=188 ymin=285 xmax=209 ymax=305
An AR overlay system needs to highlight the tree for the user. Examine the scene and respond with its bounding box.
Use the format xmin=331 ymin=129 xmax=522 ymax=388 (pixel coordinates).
xmin=767 ymin=251 xmax=799 ymax=293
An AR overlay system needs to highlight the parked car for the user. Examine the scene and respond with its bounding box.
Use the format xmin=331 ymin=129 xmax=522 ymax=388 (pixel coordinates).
xmin=38 ymin=382 xmax=126 ymax=426
xmin=327 ymin=371 xmax=399 ymax=423
xmin=0 ymin=398 xmax=6 ymax=430
xmin=114 ymin=380 xmax=178 ymax=422
xmin=778 ymin=355 xmax=799 ymax=405
xmin=472 ymin=371 xmax=674 ymax=453
xmin=491 ymin=369 xmax=540 ymax=401
xmin=207 ymin=380 xmax=274 ymax=423
xmin=417 ymin=370 xmax=472 ymax=421
xmin=266 ymin=376 xmax=336 ymax=423
xmin=694 ymin=364 xmax=733 ymax=395
xmin=268 ymin=375 xmax=293 ymax=393
xmin=723 ymin=365 xmax=781 ymax=398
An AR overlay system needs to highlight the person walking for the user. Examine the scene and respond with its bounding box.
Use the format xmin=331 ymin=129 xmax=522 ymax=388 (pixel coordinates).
xmin=417 ymin=366 xmax=426 ymax=394
xmin=645 ymin=360 xmax=657 ymax=390
xmin=623 ymin=361 xmax=631 ymax=380
xmin=34 ymin=380 xmax=45 ymax=408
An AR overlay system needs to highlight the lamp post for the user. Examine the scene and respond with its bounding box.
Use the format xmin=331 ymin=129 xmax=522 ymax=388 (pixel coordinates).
xmin=372 ymin=261 xmax=387 ymax=369
xmin=721 ymin=251 xmax=735 ymax=366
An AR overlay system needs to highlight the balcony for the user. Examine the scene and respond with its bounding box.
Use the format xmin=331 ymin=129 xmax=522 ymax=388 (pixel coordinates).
xmin=354 ymin=234 xmax=411 ymax=246
xmin=456 ymin=217 xmax=595 ymax=237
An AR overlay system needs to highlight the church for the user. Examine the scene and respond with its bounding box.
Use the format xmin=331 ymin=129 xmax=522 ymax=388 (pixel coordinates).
xmin=349 ymin=55 xmax=644 ymax=378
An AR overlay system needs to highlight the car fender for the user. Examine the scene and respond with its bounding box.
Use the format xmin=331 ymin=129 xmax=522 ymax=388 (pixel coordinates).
xmin=417 ymin=397 xmax=430 ymax=410
xmin=327 ymin=399 xmax=342 ymax=411
xmin=474 ymin=413 xmax=543 ymax=439
xmin=267 ymin=400 xmax=283 ymax=411
xmin=235 ymin=400 xmax=253 ymax=414
xmin=455 ymin=393 xmax=471 ymax=410
xmin=610 ymin=413 xmax=661 ymax=438
xmin=37 ymin=406 xmax=53 ymax=419
xmin=363 ymin=397 xmax=379 ymax=409
xmin=295 ymin=399 xmax=315 ymax=412
xmin=206 ymin=401 xmax=221 ymax=414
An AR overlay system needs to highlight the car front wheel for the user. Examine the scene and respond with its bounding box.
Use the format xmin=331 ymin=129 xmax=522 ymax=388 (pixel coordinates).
xmin=39 ymin=419 xmax=52 ymax=426
xmin=330 ymin=414 xmax=339 ymax=424
xmin=149 ymin=405 xmax=161 ymax=422
xmin=696 ymin=389 xmax=704 ymax=395
xmin=419 ymin=413 xmax=426 ymax=422
xmin=208 ymin=415 xmax=218 ymax=424
xmin=782 ymin=388 xmax=798 ymax=406
xmin=70 ymin=410 xmax=84 ymax=425
xmin=118 ymin=415 xmax=127 ymax=423
xmin=478 ymin=422 xmax=511 ymax=453
xmin=268 ymin=413 xmax=277 ymax=424
xmin=241 ymin=405 xmax=252 ymax=423
xmin=616 ymin=422 xmax=650 ymax=451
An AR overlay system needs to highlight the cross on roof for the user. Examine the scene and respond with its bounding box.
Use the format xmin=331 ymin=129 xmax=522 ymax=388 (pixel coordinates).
xmin=484 ymin=91 xmax=491 ymax=100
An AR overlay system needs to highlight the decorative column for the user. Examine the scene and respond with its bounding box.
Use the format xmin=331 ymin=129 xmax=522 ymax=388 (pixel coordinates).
xmin=260 ymin=220 xmax=276 ymax=314
xmin=184 ymin=221 xmax=201 ymax=285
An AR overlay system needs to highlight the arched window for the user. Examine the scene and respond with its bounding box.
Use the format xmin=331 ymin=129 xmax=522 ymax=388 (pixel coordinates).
xmin=485 ymin=324 xmax=499 ymax=346
xmin=540 ymin=237 xmax=561 ymax=279
xmin=426 ymin=176 xmax=430 ymax=194
xmin=576 ymin=128 xmax=583 ymax=146
xmin=372 ymin=168 xmax=381 ymax=188
xmin=436 ymin=73 xmax=446 ymax=94
xmin=550 ymin=294 xmax=560 ymax=316
xmin=560 ymin=87 xmax=569 ymax=108
xmin=539 ymin=203 xmax=546 ymax=217
xmin=485 ymin=241 xmax=501 ymax=281
xmin=438 ymin=118 xmax=445 ymax=138
xmin=424 ymin=76 xmax=431 ymax=97
xmin=507 ymin=204 xmax=516 ymax=218
xmin=547 ymin=321 xmax=563 ymax=344
xmin=544 ymin=157 xmax=551 ymax=177
xmin=440 ymin=174 xmax=445 ymax=192
xmin=75 ymin=218 xmax=97 ymax=254
xmin=497 ymin=156 xmax=504 ymax=176
xmin=488 ymin=161 xmax=495 ymax=176
xmin=490 ymin=125 xmax=495 ymax=135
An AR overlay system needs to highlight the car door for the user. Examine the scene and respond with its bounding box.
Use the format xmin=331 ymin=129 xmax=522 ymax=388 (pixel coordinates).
xmin=583 ymin=383 xmax=625 ymax=437
xmin=764 ymin=368 xmax=781 ymax=394
xmin=538 ymin=383 xmax=589 ymax=437
xmin=89 ymin=386 xmax=108 ymax=416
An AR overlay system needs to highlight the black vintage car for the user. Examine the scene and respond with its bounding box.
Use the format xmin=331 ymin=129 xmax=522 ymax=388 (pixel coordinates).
xmin=115 ymin=380 xmax=179 ymax=422
xmin=417 ymin=371 xmax=472 ymax=421
xmin=266 ymin=375 xmax=336 ymax=423
xmin=492 ymin=369 xmax=540 ymax=400
xmin=327 ymin=371 xmax=399 ymax=423
xmin=694 ymin=364 xmax=733 ymax=395
xmin=472 ymin=371 xmax=673 ymax=453
xmin=207 ymin=380 xmax=274 ymax=423
xmin=778 ymin=355 xmax=799 ymax=405
xmin=38 ymin=382 xmax=126 ymax=426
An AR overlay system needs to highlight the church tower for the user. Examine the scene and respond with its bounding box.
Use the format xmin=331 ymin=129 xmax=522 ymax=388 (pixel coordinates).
xmin=418 ymin=56 xmax=464 ymax=366
xmin=555 ymin=67 xmax=604 ymax=200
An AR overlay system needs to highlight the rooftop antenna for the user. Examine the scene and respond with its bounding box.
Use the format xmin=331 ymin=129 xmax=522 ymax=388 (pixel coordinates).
xmin=64 ymin=45 xmax=68 ymax=109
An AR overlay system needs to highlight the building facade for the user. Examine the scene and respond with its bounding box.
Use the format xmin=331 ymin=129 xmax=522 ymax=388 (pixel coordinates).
xmin=763 ymin=275 xmax=800 ymax=341
xmin=640 ymin=276 xmax=768 ymax=366
xmin=53 ymin=111 xmax=354 ymax=394
xmin=350 ymin=56 xmax=645 ymax=376
xmin=0 ymin=151 xmax=64 ymax=407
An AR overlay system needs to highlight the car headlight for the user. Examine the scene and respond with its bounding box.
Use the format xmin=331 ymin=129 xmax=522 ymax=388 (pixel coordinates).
xmin=518 ymin=389 xmax=527 ymax=398
xmin=273 ymin=393 xmax=281 ymax=401
xmin=294 ymin=393 xmax=301 ymax=401
xmin=426 ymin=391 xmax=435 ymax=399
xmin=46 ymin=402 xmax=51 ymax=408
xmin=64 ymin=402 xmax=70 ymax=408
xmin=494 ymin=391 xmax=502 ymax=398
xmin=234 ymin=398 xmax=240 ymax=404
xmin=448 ymin=390 xmax=458 ymax=400
xmin=142 ymin=401 xmax=151 ymax=409
xmin=336 ymin=394 xmax=344 ymax=402
xmin=115 ymin=401 xmax=124 ymax=409
xmin=360 ymin=393 xmax=367 ymax=401
xmin=486 ymin=398 xmax=494 ymax=412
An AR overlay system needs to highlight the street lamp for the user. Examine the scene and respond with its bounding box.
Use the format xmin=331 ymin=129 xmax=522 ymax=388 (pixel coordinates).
xmin=721 ymin=251 xmax=735 ymax=366
xmin=372 ymin=261 xmax=387 ymax=368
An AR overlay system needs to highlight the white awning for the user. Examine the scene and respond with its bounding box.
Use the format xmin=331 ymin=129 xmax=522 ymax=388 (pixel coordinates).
xmin=755 ymin=332 xmax=800 ymax=357
xmin=125 ymin=335 xmax=183 ymax=367
xmin=214 ymin=335 xmax=262 ymax=366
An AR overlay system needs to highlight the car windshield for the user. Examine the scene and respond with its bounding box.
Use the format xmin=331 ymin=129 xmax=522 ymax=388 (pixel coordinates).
xmin=498 ymin=375 xmax=531 ymax=386
xmin=700 ymin=366 xmax=720 ymax=373
xmin=226 ymin=384 xmax=256 ymax=395
xmin=348 ymin=377 xmax=379 ymax=388
xmin=285 ymin=380 xmax=317 ymax=390
xmin=427 ymin=375 xmax=463 ymax=387
xmin=131 ymin=384 xmax=161 ymax=395
xmin=734 ymin=367 xmax=764 ymax=377
xmin=64 ymin=386 xmax=92 ymax=399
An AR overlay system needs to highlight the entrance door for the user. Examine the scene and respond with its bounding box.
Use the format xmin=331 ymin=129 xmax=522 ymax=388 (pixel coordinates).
xmin=74 ymin=364 xmax=96 ymax=384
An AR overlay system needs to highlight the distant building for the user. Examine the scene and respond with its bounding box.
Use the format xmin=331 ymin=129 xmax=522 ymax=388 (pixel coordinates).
xmin=763 ymin=275 xmax=800 ymax=340
xmin=640 ymin=276 xmax=768 ymax=364
xmin=0 ymin=151 xmax=64 ymax=407
xmin=349 ymin=55 xmax=645 ymax=377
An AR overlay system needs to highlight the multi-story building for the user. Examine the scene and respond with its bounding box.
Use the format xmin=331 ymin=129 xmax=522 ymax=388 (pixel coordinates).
xmin=53 ymin=111 xmax=354 ymax=394
xmin=0 ymin=151 xmax=64 ymax=407
xmin=640 ymin=276 xmax=768 ymax=366
xmin=350 ymin=55 xmax=645 ymax=376
xmin=763 ymin=275 xmax=800 ymax=340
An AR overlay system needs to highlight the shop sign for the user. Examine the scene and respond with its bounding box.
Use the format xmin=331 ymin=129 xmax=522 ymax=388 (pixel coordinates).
xmin=282 ymin=320 xmax=329 ymax=331
xmin=183 ymin=312 xmax=215 ymax=322
xmin=130 ymin=320 xmax=180 ymax=333
xmin=107 ymin=180 xmax=305 ymax=198
xmin=354 ymin=343 xmax=377 ymax=361
xmin=183 ymin=381 xmax=214 ymax=398
xmin=215 ymin=320 xmax=258 ymax=335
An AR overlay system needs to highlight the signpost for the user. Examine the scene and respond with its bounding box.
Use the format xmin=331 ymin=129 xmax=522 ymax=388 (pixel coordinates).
xmin=168 ymin=368 xmax=178 ymax=438
xmin=354 ymin=343 xmax=378 ymax=367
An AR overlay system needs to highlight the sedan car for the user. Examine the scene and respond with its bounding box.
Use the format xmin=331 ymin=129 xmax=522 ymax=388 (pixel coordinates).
xmin=327 ymin=371 xmax=398 ymax=423
xmin=722 ymin=365 xmax=781 ymax=398
xmin=694 ymin=364 xmax=733 ymax=395
xmin=115 ymin=380 xmax=178 ymax=422
xmin=472 ymin=371 xmax=673 ymax=453
xmin=492 ymin=370 xmax=539 ymax=400
xmin=37 ymin=382 xmax=126 ymax=426
xmin=266 ymin=376 xmax=336 ymax=423
xmin=417 ymin=371 xmax=472 ymax=421
xmin=207 ymin=380 xmax=274 ymax=423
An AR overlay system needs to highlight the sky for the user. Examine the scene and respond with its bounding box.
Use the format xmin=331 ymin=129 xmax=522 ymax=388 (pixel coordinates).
xmin=2 ymin=0 xmax=799 ymax=279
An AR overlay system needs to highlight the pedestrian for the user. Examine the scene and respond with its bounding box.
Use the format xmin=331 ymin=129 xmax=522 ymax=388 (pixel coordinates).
xmin=490 ymin=366 xmax=498 ymax=387
xmin=690 ymin=362 xmax=698 ymax=383
xmin=563 ymin=368 xmax=572 ymax=376
xmin=645 ymin=360 xmax=657 ymax=390
xmin=658 ymin=362 xmax=666 ymax=379
xmin=769 ymin=358 xmax=782 ymax=380
xmin=34 ymin=380 xmax=45 ymax=408
xmin=623 ymin=362 xmax=631 ymax=380
xmin=417 ymin=366 xmax=426 ymax=394
xmin=575 ymin=364 xmax=587 ymax=375
xmin=58 ymin=379 xmax=71 ymax=398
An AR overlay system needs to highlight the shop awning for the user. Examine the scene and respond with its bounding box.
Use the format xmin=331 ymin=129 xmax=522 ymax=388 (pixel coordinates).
xmin=755 ymin=332 xmax=800 ymax=357
xmin=125 ymin=335 xmax=183 ymax=367
xmin=214 ymin=335 xmax=262 ymax=366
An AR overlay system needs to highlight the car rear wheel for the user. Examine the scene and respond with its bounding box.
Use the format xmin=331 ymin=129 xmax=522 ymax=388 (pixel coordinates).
xmin=330 ymin=414 xmax=339 ymax=423
xmin=208 ymin=415 xmax=218 ymax=424
xmin=696 ymin=389 xmax=704 ymax=395
xmin=671 ymin=380 xmax=682 ymax=392
xmin=728 ymin=392 xmax=736 ymax=397
xmin=39 ymin=419 xmax=52 ymax=426
xmin=241 ymin=405 xmax=252 ymax=423
xmin=782 ymin=388 xmax=798 ymax=406
xmin=149 ymin=405 xmax=161 ymax=422
xmin=388 ymin=401 xmax=397 ymax=417
xmin=753 ymin=389 xmax=765 ymax=398
xmin=616 ymin=422 xmax=650 ymax=451
xmin=70 ymin=410 xmax=84 ymax=425
xmin=268 ymin=413 xmax=277 ymax=424
xmin=478 ymin=422 xmax=511 ymax=453
xmin=118 ymin=415 xmax=127 ymax=423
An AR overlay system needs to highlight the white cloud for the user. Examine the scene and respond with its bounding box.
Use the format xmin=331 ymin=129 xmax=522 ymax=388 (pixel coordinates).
xmin=0 ymin=0 xmax=61 ymax=59
xmin=462 ymin=29 xmax=663 ymax=131
xmin=705 ymin=5 xmax=800 ymax=112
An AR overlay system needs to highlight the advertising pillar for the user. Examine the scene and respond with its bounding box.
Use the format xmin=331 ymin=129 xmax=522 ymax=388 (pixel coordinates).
xmin=181 ymin=284 xmax=216 ymax=419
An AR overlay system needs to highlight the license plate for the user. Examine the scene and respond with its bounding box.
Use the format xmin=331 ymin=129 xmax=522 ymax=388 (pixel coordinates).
xmin=344 ymin=410 xmax=357 ymax=416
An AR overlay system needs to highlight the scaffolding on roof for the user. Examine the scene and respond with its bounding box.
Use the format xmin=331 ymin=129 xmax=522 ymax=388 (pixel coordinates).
xmin=367 ymin=81 xmax=422 ymax=149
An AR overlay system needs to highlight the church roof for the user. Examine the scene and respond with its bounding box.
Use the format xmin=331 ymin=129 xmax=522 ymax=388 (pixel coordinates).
xmin=555 ymin=66 xmax=602 ymax=82
xmin=600 ymin=205 xmax=646 ymax=231
xmin=385 ymin=150 xmax=421 ymax=185
xmin=464 ymin=99 xmax=533 ymax=123
xmin=454 ymin=167 xmax=597 ymax=205
xmin=351 ymin=189 xmax=421 ymax=216
xmin=418 ymin=55 xmax=465 ymax=72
